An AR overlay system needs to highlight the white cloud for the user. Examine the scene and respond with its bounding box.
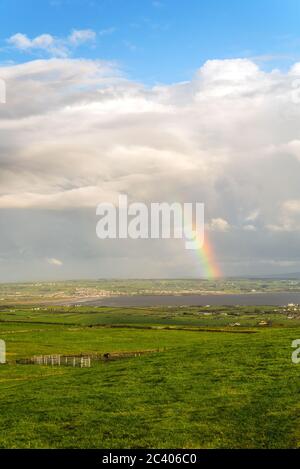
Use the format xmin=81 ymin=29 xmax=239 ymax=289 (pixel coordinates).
xmin=0 ymin=57 xmax=300 ymax=215
xmin=68 ymin=29 xmax=96 ymax=45
xmin=7 ymin=29 xmax=96 ymax=57
xmin=245 ymin=209 xmax=260 ymax=222
xmin=7 ymin=33 xmax=32 ymax=50
xmin=283 ymin=199 xmax=300 ymax=213
xmin=47 ymin=258 xmax=63 ymax=266
xmin=265 ymin=199 xmax=300 ymax=232
xmin=243 ymin=224 xmax=257 ymax=232
xmin=99 ymin=27 xmax=116 ymax=37
xmin=207 ymin=218 xmax=230 ymax=232
xmin=266 ymin=223 xmax=292 ymax=232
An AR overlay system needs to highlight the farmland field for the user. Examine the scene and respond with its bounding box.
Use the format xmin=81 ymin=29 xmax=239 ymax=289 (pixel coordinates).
xmin=1 ymin=278 xmax=300 ymax=305
xmin=1 ymin=302 xmax=300 ymax=448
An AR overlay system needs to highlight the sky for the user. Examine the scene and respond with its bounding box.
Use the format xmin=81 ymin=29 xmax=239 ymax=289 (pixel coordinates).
xmin=1 ymin=0 xmax=300 ymax=82
xmin=1 ymin=0 xmax=300 ymax=280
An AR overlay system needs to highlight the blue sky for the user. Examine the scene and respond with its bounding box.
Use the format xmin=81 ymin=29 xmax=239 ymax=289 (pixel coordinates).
xmin=1 ymin=0 xmax=300 ymax=83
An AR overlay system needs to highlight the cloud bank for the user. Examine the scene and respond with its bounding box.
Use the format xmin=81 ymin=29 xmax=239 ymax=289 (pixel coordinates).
xmin=1 ymin=57 xmax=300 ymax=278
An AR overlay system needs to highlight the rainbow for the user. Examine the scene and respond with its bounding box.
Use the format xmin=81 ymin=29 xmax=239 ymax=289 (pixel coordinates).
xmin=197 ymin=234 xmax=222 ymax=279
xmin=191 ymin=231 xmax=222 ymax=279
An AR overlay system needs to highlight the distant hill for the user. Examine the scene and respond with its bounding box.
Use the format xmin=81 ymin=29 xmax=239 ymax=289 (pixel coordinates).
xmin=246 ymin=273 xmax=300 ymax=280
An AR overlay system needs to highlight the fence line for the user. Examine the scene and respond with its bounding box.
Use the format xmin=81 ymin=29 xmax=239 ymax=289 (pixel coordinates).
xmin=16 ymin=349 xmax=160 ymax=367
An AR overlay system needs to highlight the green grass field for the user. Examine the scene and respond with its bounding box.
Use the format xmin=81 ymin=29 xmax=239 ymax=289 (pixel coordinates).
xmin=0 ymin=304 xmax=300 ymax=448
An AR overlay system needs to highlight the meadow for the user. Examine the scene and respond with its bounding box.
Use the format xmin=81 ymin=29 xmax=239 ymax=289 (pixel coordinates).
xmin=0 ymin=303 xmax=300 ymax=448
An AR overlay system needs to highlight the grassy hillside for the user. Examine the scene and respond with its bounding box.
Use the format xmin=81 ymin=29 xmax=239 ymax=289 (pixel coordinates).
xmin=0 ymin=305 xmax=299 ymax=448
